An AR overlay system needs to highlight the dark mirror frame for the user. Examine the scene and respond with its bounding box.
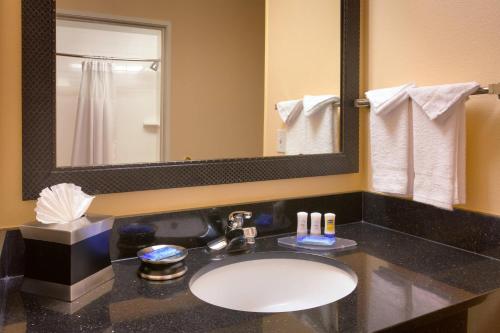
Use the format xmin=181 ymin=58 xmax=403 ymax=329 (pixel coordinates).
xmin=22 ymin=0 xmax=359 ymax=200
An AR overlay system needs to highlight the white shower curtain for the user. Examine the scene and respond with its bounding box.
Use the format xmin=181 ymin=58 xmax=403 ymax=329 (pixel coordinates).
xmin=71 ymin=60 xmax=115 ymax=166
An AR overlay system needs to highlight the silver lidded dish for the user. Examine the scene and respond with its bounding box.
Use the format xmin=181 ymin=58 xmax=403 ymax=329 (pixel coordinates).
xmin=137 ymin=245 xmax=188 ymax=281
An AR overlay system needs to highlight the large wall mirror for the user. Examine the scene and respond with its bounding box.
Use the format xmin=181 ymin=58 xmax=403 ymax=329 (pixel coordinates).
xmin=22 ymin=0 xmax=359 ymax=199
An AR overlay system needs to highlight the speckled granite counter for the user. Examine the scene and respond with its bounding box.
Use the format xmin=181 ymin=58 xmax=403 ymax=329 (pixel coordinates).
xmin=1 ymin=222 xmax=500 ymax=333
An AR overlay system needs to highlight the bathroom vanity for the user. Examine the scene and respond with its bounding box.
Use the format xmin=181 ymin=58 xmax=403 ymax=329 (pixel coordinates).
xmin=1 ymin=218 xmax=499 ymax=332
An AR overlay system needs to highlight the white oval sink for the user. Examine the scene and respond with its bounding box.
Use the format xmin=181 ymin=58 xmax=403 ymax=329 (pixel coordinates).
xmin=189 ymin=252 xmax=357 ymax=313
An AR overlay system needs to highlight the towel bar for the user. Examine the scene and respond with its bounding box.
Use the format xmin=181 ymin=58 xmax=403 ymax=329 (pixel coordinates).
xmin=355 ymin=83 xmax=500 ymax=108
xmin=272 ymin=83 xmax=500 ymax=111
xmin=274 ymin=101 xmax=340 ymax=110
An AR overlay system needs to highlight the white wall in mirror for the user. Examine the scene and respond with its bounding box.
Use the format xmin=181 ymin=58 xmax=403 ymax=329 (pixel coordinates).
xmin=56 ymin=19 xmax=163 ymax=167
xmin=55 ymin=0 xmax=341 ymax=167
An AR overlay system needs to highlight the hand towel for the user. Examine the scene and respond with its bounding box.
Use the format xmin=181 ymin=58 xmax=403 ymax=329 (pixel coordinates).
xmin=301 ymin=95 xmax=340 ymax=154
xmin=366 ymin=83 xmax=415 ymax=195
xmin=276 ymin=99 xmax=304 ymax=155
xmin=276 ymin=99 xmax=303 ymax=124
xmin=408 ymin=82 xmax=479 ymax=210
xmin=303 ymin=95 xmax=339 ymax=116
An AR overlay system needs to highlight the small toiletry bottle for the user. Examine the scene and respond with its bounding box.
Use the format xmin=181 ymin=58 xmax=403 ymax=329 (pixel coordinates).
xmin=310 ymin=212 xmax=322 ymax=235
xmin=297 ymin=212 xmax=308 ymax=240
xmin=324 ymin=213 xmax=336 ymax=239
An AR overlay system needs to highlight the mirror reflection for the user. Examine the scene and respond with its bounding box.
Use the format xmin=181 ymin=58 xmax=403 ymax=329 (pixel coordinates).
xmin=55 ymin=0 xmax=341 ymax=167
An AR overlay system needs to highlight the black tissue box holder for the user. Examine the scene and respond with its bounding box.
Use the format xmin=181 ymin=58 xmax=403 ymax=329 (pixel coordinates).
xmin=20 ymin=215 xmax=115 ymax=302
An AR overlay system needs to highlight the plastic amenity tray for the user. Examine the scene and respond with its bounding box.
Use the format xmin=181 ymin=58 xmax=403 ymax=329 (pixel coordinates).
xmin=277 ymin=235 xmax=357 ymax=252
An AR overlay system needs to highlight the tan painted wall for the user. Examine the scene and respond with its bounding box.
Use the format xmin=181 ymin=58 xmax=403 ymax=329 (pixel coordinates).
xmin=263 ymin=0 xmax=341 ymax=155
xmin=58 ymin=0 xmax=265 ymax=161
xmin=0 ymin=0 xmax=362 ymax=228
xmin=363 ymin=0 xmax=500 ymax=216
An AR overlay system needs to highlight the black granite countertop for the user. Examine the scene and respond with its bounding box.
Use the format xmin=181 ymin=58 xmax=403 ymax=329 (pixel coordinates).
xmin=1 ymin=222 xmax=500 ymax=333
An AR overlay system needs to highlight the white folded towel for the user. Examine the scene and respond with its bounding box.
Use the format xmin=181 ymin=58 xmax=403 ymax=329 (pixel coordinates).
xmin=408 ymin=82 xmax=479 ymax=210
xmin=281 ymin=95 xmax=339 ymax=155
xmin=276 ymin=99 xmax=304 ymax=155
xmin=303 ymin=95 xmax=338 ymax=116
xmin=276 ymin=99 xmax=303 ymax=124
xmin=366 ymin=83 xmax=415 ymax=195
xmin=284 ymin=108 xmax=306 ymax=155
xmin=302 ymin=95 xmax=340 ymax=154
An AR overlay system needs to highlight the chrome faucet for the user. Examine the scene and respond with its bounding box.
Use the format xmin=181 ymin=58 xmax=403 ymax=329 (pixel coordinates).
xmin=227 ymin=211 xmax=252 ymax=231
xmin=227 ymin=211 xmax=256 ymax=245
xmin=207 ymin=210 xmax=257 ymax=252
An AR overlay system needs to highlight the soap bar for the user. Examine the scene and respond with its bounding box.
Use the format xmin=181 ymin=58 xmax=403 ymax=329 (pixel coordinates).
xmin=140 ymin=247 xmax=182 ymax=261
xmin=297 ymin=235 xmax=336 ymax=246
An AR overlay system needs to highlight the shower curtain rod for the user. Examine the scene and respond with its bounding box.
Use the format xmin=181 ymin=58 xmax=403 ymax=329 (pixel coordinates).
xmin=56 ymin=52 xmax=160 ymax=62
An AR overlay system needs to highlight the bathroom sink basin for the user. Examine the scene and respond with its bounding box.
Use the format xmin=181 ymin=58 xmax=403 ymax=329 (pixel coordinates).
xmin=189 ymin=252 xmax=357 ymax=313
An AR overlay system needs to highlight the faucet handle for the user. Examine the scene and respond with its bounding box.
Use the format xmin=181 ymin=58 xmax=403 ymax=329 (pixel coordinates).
xmin=228 ymin=211 xmax=252 ymax=229
xmin=242 ymin=227 xmax=257 ymax=244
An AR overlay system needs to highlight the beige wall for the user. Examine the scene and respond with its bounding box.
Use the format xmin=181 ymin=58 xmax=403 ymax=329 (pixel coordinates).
xmin=363 ymin=0 xmax=500 ymax=216
xmin=263 ymin=0 xmax=341 ymax=155
xmin=58 ymin=0 xmax=265 ymax=161
xmin=0 ymin=0 xmax=362 ymax=228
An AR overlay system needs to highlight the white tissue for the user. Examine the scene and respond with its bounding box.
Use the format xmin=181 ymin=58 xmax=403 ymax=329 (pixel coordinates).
xmin=35 ymin=183 xmax=95 ymax=224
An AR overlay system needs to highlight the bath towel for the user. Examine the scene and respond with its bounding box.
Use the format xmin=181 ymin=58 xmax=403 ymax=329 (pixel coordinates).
xmin=302 ymin=95 xmax=340 ymax=154
xmin=408 ymin=82 xmax=479 ymax=210
xmin=366 ymin=83 xmax=415 ymax=195
xmin=276 ymin=99 xmax=304 ymax=155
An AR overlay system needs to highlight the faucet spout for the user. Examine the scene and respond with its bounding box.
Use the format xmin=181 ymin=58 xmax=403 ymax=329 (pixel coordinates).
xmin=227 ymin=211 xmax=252 ymax=230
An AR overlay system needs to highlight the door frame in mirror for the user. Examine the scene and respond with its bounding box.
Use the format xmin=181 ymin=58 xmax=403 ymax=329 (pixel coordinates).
xmin=22 ymin=0 xmax=360 ymax=200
